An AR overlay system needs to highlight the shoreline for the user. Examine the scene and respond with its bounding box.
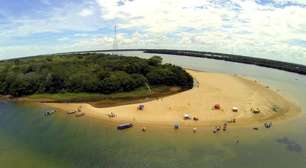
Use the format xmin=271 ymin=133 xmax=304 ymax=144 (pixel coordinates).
xmin=10 ymin=86 xmax=184 ymax=108
xmin=43 ymin=70 xmax=301 ymax=128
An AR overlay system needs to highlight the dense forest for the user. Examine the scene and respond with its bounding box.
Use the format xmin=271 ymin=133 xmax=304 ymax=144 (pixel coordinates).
xmin=0 ymin=53 xmax=193 ymax=97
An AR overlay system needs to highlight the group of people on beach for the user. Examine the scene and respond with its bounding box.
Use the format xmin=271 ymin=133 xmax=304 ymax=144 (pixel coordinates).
xmin=105 ymin=101 xmax=273 ymax=135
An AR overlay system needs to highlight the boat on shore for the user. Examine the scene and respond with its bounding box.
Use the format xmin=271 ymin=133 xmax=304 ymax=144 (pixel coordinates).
xmin=67 ymin=110 xmax=77 ymax=115
xmin=117 ymin=123 xmax=133 ymax=130
xmin=75 ymin=113 xmax=85 ymax=117
xmin=44 ymin=110 xmax=56 ymax=116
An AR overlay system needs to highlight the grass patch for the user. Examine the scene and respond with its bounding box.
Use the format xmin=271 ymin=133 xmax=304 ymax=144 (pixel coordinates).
xmin=272 ymin=105 xmax=280 ymax=112
xmin=26 ymin=85 xmax=177 ymax=103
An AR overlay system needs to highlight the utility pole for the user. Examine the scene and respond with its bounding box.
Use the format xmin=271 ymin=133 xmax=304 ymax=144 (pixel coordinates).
xmin=113 ymin=24 xmax=118 ymax=50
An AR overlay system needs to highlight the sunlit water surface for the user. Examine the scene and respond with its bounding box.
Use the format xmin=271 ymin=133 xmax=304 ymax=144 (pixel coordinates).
xmin=0 ymin=51 xmax=305 ymax=168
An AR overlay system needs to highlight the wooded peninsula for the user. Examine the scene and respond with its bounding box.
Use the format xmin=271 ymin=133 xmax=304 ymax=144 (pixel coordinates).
xmin=0 ymin=53 xmax=193 ymax=99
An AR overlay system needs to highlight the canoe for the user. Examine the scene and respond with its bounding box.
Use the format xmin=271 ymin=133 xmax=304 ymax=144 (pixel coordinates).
xmin=117 ymin=123 xmax=133 ymax=130
xmin=75 ymin=113 xmax=85 ymax=117
xmin=44 ymin=110 xmax=56 ymax=116
xmin=67 ymin=110 xmax=76 ymax=114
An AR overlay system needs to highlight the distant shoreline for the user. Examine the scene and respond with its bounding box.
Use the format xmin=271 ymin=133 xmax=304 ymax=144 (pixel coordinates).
xmin=7 ymin=49 xmax=303 ymax=75
xmin=143 ymin=49 xmax=306 ymax=75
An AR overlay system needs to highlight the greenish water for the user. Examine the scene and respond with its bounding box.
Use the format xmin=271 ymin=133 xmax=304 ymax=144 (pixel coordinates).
xmin=1 ymin=51 xmax=306 ymax=168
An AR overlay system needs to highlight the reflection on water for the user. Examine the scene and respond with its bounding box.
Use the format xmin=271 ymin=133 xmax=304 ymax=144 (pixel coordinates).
xmin=276 ymin=137 xmax=303 ymax=153
xmin=0 ymin=51 xmax=306 ymax=168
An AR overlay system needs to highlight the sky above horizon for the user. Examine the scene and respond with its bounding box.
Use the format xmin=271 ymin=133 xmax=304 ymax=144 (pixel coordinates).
xmin=0 ymin=0 xmax=306 ymax=64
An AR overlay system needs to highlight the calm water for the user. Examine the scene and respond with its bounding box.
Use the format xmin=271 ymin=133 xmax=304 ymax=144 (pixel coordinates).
xmin=1 ymin=51 xmax=306 ymax=168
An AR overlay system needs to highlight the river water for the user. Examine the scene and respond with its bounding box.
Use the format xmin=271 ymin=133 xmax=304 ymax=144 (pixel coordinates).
xmin=0 ymin=51 xmax=305 ymax=168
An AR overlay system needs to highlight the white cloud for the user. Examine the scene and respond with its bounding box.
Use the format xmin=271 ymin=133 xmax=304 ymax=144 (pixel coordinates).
xmin=272 ymin=0 xmax=306 ymax=5
xmin=96 ymin=0 xmax=226 ymax=33
xmin=73 ymin=33 xmax=90 ymax=37
xmin=0 ymin=2 xmax=102 ymax=39
xmin=58 ymin=37 xmax=70 ymax=41
xmin=94 ymin=0 xmax=306 ymax=64
xmin=79 ymin=9 xmax=94 ymax=17
xmin=40 ymin=0 xmax=51 ymax=5
xmin=1 ymin=0 xmax=306 ymax=64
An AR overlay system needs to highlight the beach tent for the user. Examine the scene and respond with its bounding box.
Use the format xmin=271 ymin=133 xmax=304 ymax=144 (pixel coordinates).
xmin=214 ymin=104 xmax=221 ymax=110
xmin=184 ymin=114 xmax=191 ymax=120
xmin=251 ymin=108 xmax=261 ymax=114
xmin=138 ymin=104 xmax=145 ymax=110
xmin=232 ymin=107 xmax=239 ymax=112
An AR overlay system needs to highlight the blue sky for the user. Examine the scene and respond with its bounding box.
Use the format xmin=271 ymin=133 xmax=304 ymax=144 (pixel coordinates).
xmin=0 ymin=0 xmax=305 ymax=64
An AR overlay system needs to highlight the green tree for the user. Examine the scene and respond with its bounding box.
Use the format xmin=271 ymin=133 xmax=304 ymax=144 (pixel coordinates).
xmin=148 ymin=56 xmax=163 ymax=66
xmin=0 ymin=53 xmax=193 ymax=96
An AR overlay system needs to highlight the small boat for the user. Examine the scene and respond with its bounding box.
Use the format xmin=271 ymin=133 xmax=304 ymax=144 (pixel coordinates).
xmin=75 ymin=113 xmax=85 ymax=117
xmin=142 ymin=127 xmax=147 ymax=132
xmin=253 ymin=127 xmax=259 ymax=130
xmin=44 ymin=110 xmax=56 ymax=116
xmin=117 ymin=123 xmax=133 ymax=130
xmin=193 ymin=128 xmax=197 ymax=133
xmin=67 ymin=110 xmax=76 ymax=114
xmin=174 ymin=124 xmax=180 ymax=129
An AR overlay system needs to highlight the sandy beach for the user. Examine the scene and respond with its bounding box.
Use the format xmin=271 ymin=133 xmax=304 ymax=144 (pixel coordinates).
xmin=45 ymin=70 xmax=301 ymax=127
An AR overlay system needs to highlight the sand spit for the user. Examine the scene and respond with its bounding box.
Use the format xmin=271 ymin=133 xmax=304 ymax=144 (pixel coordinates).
xmin=45 ymin=70 xmax=301 ymax=127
